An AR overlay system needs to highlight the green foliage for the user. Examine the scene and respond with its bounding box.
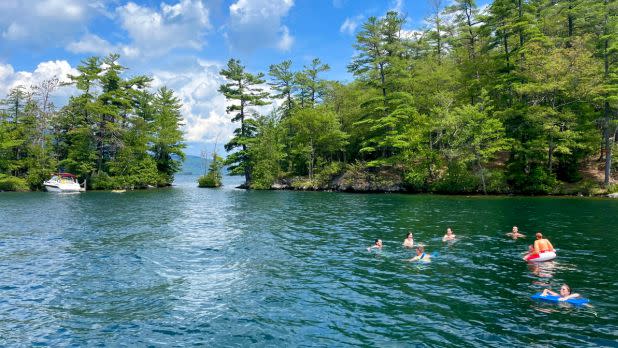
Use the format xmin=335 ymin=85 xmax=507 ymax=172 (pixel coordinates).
xmin=248 ymin=114 xmax=283 ymax=189
xmin=219 ymin=59 xmax=270 ymax=185
xmin=0 ymin=174 xmax=29 ymax=191
xmin=0 ymin=54 xmax=185 ymax=191
xmin=198 ymin=173 xmax=221 ymax=188
xmin=198 ymin=154 xmax=224 ymax=188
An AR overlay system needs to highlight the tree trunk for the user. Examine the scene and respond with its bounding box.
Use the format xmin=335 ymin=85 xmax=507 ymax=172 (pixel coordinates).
xmin=309 ymin=139 xmax=315 ymax=180
xmin=548 ymin=132 xmax=554 ymax=174
xmin=503 ymin=32 xmax=510 ymax=69
xmin=603 ymin=0 xmax=612 ymax=187
xmin=379 ymin=62 xmax=386 ymax=98
xmin=478 ymin=157 xmax=487 ymax=195
xmin=566 ymin=0 xmax=574 ymax=47
xmin=604 ymin=102 xmax=612 ymax=187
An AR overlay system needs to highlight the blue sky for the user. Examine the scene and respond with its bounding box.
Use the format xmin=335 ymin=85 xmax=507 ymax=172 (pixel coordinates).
xmin=0 ymin=0 xmax=489 ymax=156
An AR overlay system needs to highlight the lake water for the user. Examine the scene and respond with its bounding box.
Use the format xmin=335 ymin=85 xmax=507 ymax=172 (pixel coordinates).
xmin=1 ymin=175 xmax=617 ymax=346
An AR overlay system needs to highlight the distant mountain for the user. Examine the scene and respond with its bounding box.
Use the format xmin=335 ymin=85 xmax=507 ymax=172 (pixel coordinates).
xmin=179 ymin=154 xmax=209 ymax=175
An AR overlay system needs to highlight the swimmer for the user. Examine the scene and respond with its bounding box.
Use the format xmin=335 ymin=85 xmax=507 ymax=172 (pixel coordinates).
xmin=406 ymin=246 xmax=431 ymax=262
xmin=403 ymin=232 xmax=414 ymax=248
xmin=367 ymin=239 xmax=383 ymax=251
xmin=442 ymin=227 xmax=456 ymax=242
xmin=506 ymin=226 xmax=526 ymax=239
xmin=534 ymin=232 xmax=555 ymax=254
xmin=541 ymin=283 xmax=580 ymax=301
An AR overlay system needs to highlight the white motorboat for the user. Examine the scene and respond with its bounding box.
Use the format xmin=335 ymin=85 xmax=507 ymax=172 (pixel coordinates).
xmin=43 ymin=173 xmax=86 ymax=192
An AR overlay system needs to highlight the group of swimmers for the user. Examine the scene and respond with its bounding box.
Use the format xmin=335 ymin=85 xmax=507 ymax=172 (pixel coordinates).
xmin=367 ymin=226 xmax=582 ymax=302
xmin=367 ymin=228 xmax=457 ymax=263
xmin=506 ymin=226 xmax=580 ymax=302
xmin=507 ymin=226 xmax=556 ymax=260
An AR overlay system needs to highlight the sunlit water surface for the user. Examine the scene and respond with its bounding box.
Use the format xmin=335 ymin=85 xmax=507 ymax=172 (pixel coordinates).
xmin=1 ymin=175 xmax=617 ymax=346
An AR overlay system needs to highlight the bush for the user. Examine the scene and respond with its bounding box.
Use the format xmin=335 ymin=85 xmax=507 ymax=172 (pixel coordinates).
xmin=26 ymin=168 xmax=52 ymax=191
xmin=0 ymin=175 xmax=29 ymax=191
xmin=403 ymin=167 xmax=430 ymax=192
xmin=198 ymin=173 xmax=222 ymax=188
xmin=484 ymin=170 xmax=510 ymax=194
xmin=90 ymin=172 xmax=116 ymax=190
xmin=313 ymin=161 xmax=345 ymax=186
xmin=431 ymin=163 xmax=479 ymax=194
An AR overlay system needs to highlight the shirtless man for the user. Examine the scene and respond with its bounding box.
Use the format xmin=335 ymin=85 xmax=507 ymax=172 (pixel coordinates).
xmin=506 ymin=226 xmax=525 ymax=239
xmin=442 ymin=227 xmax=456 ymax=242
xmin=367 ymin=239 xmax=383 ymax=251
xmin=534 ymin=232 xmax=555 ymax=254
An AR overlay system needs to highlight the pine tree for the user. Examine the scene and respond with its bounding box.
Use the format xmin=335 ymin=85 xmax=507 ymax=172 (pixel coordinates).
xmin=219 ymin=59 xmax=270 ymax=185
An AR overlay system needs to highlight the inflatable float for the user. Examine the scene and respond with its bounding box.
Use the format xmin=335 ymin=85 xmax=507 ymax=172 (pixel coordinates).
xmin=531 ymin=292 xmax=589 ymax=306
xmin=524 ymin=251 xmax=556 ymax=262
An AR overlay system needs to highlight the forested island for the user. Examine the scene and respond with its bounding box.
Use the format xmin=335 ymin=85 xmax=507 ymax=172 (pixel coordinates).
xmin=2 ymin=1 xmax=617 ymax=195
xmin=215 ymin=0 xmax=617 ymax=195
xmin=0 ymin=54 xmax=185 ymax=191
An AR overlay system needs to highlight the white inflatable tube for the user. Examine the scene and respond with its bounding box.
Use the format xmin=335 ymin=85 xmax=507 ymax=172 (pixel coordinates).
xmin=524 ymin=251 xmax=556 ymax=262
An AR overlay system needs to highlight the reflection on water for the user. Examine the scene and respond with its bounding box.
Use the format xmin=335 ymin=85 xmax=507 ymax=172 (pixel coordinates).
xmin=0 ymin=175 xmax=617 ymax=346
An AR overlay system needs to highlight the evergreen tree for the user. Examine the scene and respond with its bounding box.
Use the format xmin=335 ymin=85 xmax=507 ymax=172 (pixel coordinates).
xmin=218 ymin=59 xmax=270 ymax=185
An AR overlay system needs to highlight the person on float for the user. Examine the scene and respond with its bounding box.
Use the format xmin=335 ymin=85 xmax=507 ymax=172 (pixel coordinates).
xmin=541 ymin=283 xmax=580 ymax=302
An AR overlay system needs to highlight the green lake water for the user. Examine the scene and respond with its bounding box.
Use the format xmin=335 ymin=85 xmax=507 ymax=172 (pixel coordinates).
xmin=1 ymin=175 xmax=617 ymax=346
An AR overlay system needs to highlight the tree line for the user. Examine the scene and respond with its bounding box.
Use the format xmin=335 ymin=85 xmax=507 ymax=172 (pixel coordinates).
xmin=0 ymin=54 xmax=185 ymax=191
xmin=217 ymin=0 xmax=618 ymax=194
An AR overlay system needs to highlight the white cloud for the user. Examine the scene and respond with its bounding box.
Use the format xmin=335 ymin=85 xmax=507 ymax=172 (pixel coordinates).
xmin=0 ymin=0 xmax=93 ymax=45
xmin=340 ymin=16 xmax=362 ymax=35
xmin=34 ymin=0 xmax=86 ymax=20
xmin=276 ymin=26 xmax=294 ymax=51
xmin=400 ymin=29 xmax=424 ymax=41
xmin=151 ymin=60 xmax=234 ymax=144
xmin=0 ymin=60 xmax=79 ymax=99
xmin=66 ymin=34 xmax=140 ymax=58
xmin=116 ymin=0 xmax=211 ymax=57
xmin=226 ymin=0 xmax=295 ymax=52
xmin=151 ymin=59 xmax=277 ymax=147
xmin=391 ymin=0 xmax=404 ymax=13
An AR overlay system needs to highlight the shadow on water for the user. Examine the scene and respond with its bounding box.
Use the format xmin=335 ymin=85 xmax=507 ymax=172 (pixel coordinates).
xmin=0 ymin=177 xmax=617 ymax=346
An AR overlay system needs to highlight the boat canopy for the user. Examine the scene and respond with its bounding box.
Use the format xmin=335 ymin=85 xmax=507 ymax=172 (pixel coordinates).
xmin=54 ymin=173 xmax=77 ymax=178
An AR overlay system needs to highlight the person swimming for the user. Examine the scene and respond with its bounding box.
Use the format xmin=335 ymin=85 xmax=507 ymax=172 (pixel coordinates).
xmin=506 ymin=226 xmax=525 ymax=239
xmin=541 ymin=283 xmax=580 ymax=301
xmin=533 ymin=232 xmax=555 ymax=254
xmin=367 ymin=239 xmax=383 ymax=251
xmin=442 ymin=227 xmax=456 ymax=242
xmin=403 ymin=232 xmax=414 ymax=248
xmin=406 ymin=246 xmax=431 ymax=262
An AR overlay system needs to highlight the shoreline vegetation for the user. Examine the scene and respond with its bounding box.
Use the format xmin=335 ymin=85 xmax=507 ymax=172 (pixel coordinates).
xmin=0 ymin=54 xmax=185 ymax=192
xmin=2 ymin=3 xmax=617 ymax=197
xmin=214 ymin=3 xmax=617 ymax=196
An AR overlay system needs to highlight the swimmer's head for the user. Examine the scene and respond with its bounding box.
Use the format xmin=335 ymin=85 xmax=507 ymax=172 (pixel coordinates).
xmin=560 ymin=283 xmax=571 ymax=297
xmin=416 ymin=246 xmax=425 ymax=254
xmin=446 ymin=227 xmax=453 ymax=234
xmin=536 ymin=232 xmax=543 ymax=239
xmin=513 ymin=226 xmax=518 ymax=232
xmin=406 ymin=232 xmax=413 ymax=238
xmin=375 ymin=239 xmax=382 ymax=246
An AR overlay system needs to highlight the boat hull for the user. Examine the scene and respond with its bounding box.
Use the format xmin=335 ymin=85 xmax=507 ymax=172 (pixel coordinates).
xmin=44 ymin=183 xmax=82 ymax=193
